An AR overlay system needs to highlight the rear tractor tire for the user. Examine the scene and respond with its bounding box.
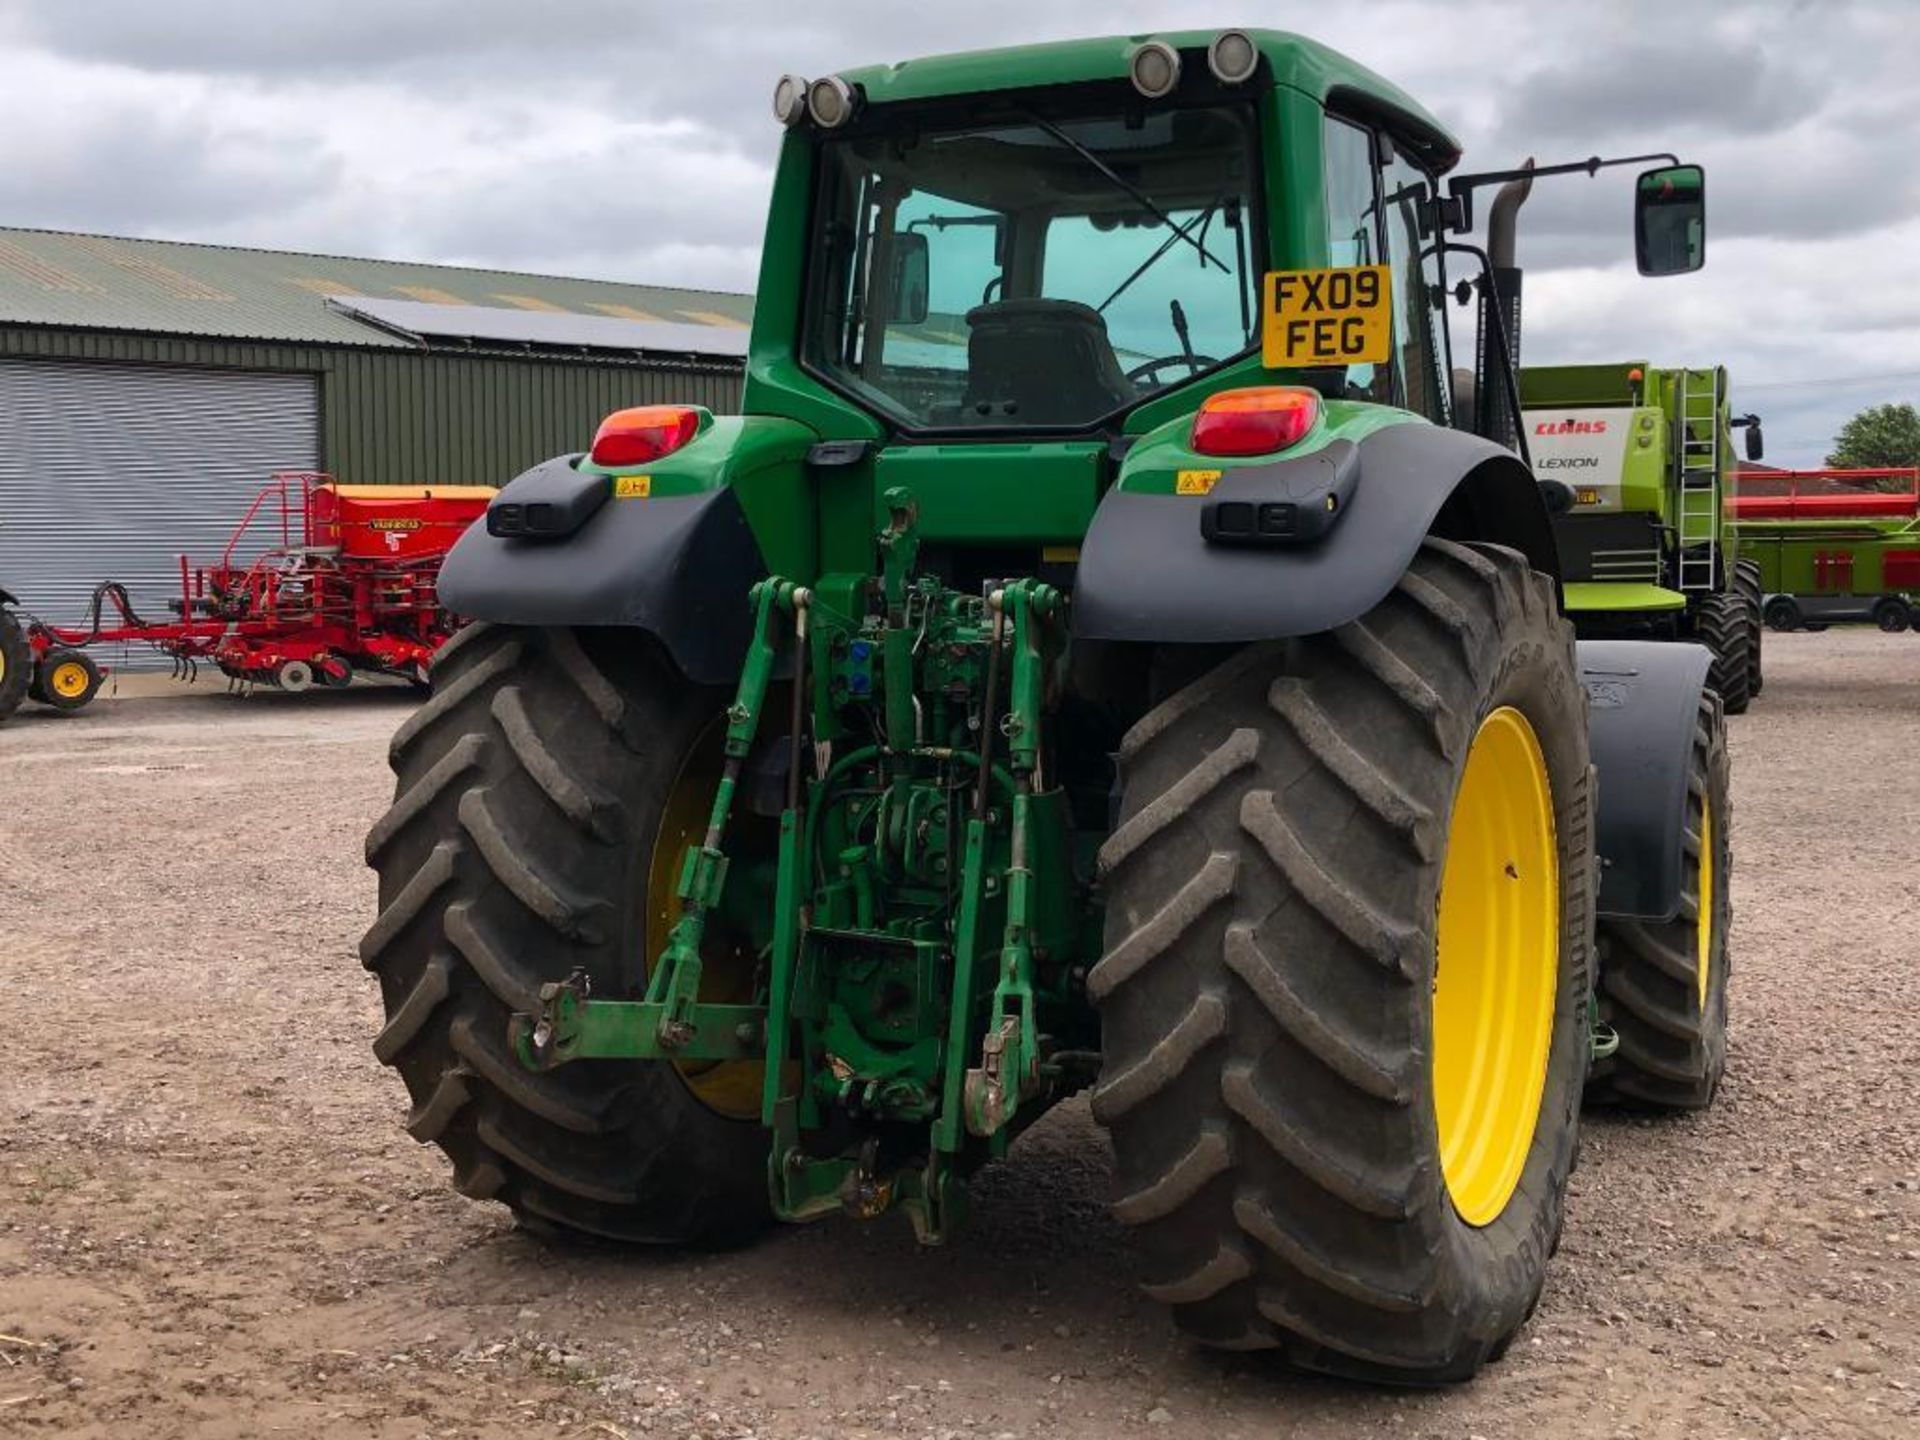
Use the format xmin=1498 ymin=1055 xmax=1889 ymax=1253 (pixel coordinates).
xmin=0 ymin=607 xmax=30 ymax=721
xmin=1091 ymin=539 xmax=1594 ymax=1384
xmin=361 ymin=623 xmax=773 ymax=1245
xmin=1695 ymin=590 xmax=1752 ymax=715
xmin=1588 ymin=693 xmax=1731 ymax=1108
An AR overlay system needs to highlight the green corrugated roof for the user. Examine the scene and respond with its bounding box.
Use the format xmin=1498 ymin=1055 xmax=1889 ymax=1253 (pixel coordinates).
xmin=0 ymin=226 xmax=753 ymax=347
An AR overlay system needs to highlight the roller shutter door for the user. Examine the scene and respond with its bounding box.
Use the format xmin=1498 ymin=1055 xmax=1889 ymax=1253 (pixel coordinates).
xmin=0 ymin=359 xmax=320 ymax=671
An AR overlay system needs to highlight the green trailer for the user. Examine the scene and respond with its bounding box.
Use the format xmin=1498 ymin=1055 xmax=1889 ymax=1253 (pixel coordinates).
xmin=1520 ymin=361 xmax=1765 ymax=710
xmin=363 ymin=30 xmax=1736 ymax=1384
xmin=1727 ymin=473 xmax=1920 ymax=632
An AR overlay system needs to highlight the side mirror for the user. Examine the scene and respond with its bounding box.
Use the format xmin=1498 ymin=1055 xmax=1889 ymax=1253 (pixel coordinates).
xmin=1738 ymin=414 xmax=1765 ymax=462
xmin=1635 ymin=163 xmax=1705 ymax=276
xmin=889 ymin=231 xmax=930 ymax=325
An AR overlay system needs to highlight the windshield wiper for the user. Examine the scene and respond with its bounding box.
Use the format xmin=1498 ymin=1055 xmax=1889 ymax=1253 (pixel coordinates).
xmin=1015 ymin=106 xmax=1227 ymax=272
xmin=1096 ymin=200 xmax=1220 ymax=313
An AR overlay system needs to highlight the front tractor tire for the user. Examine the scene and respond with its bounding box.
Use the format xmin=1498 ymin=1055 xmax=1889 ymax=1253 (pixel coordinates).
xmin=1091 ymin=540 xmax=1594 ymax=1384
xmin=361 ymin=624 xmax=771 ymax=1245
xmin=1588 ymin=693 xmax=1731 ymax=1108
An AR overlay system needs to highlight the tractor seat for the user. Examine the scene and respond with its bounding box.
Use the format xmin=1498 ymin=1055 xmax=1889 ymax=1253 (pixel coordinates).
xmin=962 ymin=299 xmax=1134 ymax=426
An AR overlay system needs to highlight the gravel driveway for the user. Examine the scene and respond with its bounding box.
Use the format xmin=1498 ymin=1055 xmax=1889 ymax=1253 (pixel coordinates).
xmin=1 ymin=628 xmax=1916 ymax=1439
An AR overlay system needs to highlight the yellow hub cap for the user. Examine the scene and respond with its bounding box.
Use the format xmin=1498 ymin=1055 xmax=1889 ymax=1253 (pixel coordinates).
xmin=645 ymin=716 xmax=769 ymax=1120
xmin=50 ymin=661 xmax=91 ymax=699
xmin=1432 ymin=706 xmax=1559 ymax=1228
xmin=1695 ymin=807 xmax=1713 ymax=1007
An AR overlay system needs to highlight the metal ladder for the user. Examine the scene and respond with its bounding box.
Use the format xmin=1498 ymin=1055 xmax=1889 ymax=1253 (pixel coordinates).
xmin=1674 ymin=367 xmax=1722 ymax=591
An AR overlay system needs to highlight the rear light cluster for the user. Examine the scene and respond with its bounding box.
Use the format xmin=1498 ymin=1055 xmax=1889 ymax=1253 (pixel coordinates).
xmin=1189 ymin=386 xmax=1319 ymax=457
xmin=590 ymin=405 xmax=703 ymax=468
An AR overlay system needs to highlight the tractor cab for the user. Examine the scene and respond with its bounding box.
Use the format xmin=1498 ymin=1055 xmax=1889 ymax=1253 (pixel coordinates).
xmin=761 ymin=32 xmax=1463 ymax=449
xmin=801 ymin=97 xmax=1260 ymax=429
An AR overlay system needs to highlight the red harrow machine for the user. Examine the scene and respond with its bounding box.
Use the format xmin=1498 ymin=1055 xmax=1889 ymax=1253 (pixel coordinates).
xmin=0 ymin=473 xmax=491 ymax=718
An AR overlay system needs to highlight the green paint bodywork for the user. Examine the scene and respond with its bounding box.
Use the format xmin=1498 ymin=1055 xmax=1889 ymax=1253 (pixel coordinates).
xmin=1116 ymin=399 xmax=1419 ymax=495
xmin=1731 ymin=516 xmax=1920 ymax=599
xmin=1563 ymin=581 xmax=1687 ymax=613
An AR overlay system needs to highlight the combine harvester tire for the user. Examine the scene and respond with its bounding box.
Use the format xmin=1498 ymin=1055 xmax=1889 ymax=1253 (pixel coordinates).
xmin=1695 ymin=591 xmax=1752 ymax=715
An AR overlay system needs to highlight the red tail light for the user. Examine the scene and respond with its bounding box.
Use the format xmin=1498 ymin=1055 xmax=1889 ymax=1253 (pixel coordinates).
xmin=1190 ymin=386 xmax=1320 ymax=457
xmin=590 ymin=405 xmax=701 ymax=468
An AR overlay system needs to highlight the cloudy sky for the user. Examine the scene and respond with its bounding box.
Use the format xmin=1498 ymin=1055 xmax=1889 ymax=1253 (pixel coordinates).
xmin=1 ymin=0 xmax=1914 ymax=463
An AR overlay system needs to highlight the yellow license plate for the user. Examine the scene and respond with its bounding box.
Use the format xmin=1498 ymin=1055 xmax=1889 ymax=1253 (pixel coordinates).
xmin=1262 ymin=264 xmax=1392 ymax=368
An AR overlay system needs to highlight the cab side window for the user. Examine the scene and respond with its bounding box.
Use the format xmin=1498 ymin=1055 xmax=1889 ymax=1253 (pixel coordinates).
xmin=1320 ymin=115 xmax=1390 ymax=404
xmin=1380 ymin=146 xmax=1449 ymax=423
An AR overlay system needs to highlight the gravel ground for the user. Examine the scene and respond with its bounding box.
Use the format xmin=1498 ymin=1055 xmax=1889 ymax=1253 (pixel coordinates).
xmin=1 ymin=628 xmax=1916 ymax=1440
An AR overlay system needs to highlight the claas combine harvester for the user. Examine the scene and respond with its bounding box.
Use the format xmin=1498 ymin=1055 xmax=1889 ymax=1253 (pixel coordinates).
xmin=0 ymin=474 xmax=490 ymax=719
xmin=365 ymin=30 xmax=1734 ymax=1384
xmin=1520 ymin=362 xmax=1767 ymax=711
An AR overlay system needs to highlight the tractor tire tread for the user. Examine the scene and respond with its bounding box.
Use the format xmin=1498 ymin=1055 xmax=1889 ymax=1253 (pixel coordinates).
xmin=1093 ymin=539 xmax=1593 ymax=1384
xmin=1696 ymin=591 xmax=1752 ymax=715
xmin=0 ymin=607 xmax=30 ymax=722
xmin=1588 ymin=693 xmax=1731 ymax=1110
xmin=363 ymin=625 xmax=770 ymax=1246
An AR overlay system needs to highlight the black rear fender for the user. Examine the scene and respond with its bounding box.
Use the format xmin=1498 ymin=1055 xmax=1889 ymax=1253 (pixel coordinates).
xmin=439 ymin=470 xmax=767 ymax=687
xmin=1072 ymin=422 xmax=1559 ymax=643
xmin=1580 ymin=639 xmax=1715 ymax=922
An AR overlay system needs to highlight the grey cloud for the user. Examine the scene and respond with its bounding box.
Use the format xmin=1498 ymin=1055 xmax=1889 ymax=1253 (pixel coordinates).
xmin=1 ymin=0 xmax=1915 ymax=464
xmin=1498 ymin=37 xmax=1818 ymax=144
xmin=0 ymin=98 xmax=334 ymax=231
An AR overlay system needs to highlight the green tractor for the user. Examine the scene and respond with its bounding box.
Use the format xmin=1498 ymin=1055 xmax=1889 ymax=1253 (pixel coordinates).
xmin=1519 ymin=361 xmax=1766 ymax=711
xmin=365 ymin=30 xmax=1733 ymax=1383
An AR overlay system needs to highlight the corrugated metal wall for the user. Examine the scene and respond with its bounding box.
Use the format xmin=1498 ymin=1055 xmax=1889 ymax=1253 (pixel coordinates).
xmin=318 ymin=347 xmax=741 ymax=486
xmin=0 ymin=326 xmax=745 ymax=486
xmin=0 ymin=357 xmax=320 ymax=671
xmin=0 ymin=328 xmax=744 ymax=675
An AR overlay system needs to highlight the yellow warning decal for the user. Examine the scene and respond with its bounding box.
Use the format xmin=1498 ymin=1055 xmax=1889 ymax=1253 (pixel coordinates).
xmin=1261 ymin=264 xmax=1392 ymax=368
xmin=1575 ymin=487 xmax=1601 ymax=505
xmin=1041 ymin=544 xmax=1081 ymax=563
xmin=614 ymin=475 xmax=652 ymax=499
xmin=1176 ymin=469 xmax=1223 ymax=495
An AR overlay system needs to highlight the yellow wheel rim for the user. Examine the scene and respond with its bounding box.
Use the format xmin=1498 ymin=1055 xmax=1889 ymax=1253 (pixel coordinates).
xmin=50 ymin=661 xmax=90 ymax=699
xmin=645 ymin=715 xmax=768 ymax=1120
xmin=1432 ymin=706 xmax=1559 ymax=1228
xmin=1694 ymin=806 xmax=1713 ymax=1008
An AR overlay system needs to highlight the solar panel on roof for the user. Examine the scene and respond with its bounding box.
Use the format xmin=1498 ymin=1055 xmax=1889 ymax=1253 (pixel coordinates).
xmin=327 ymin=295 xmax=749 ymax=358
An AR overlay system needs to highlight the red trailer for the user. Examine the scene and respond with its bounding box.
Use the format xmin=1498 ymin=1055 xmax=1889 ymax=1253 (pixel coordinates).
xmin=1726 ymin=467 xmax=1920 ymax=520
xmin=14 ymin=472 xmax=492 ymax=713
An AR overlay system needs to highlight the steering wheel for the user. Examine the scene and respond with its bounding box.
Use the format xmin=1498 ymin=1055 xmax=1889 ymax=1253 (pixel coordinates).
xmin=1126 ymin=353 xmax=1220 ymax=387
